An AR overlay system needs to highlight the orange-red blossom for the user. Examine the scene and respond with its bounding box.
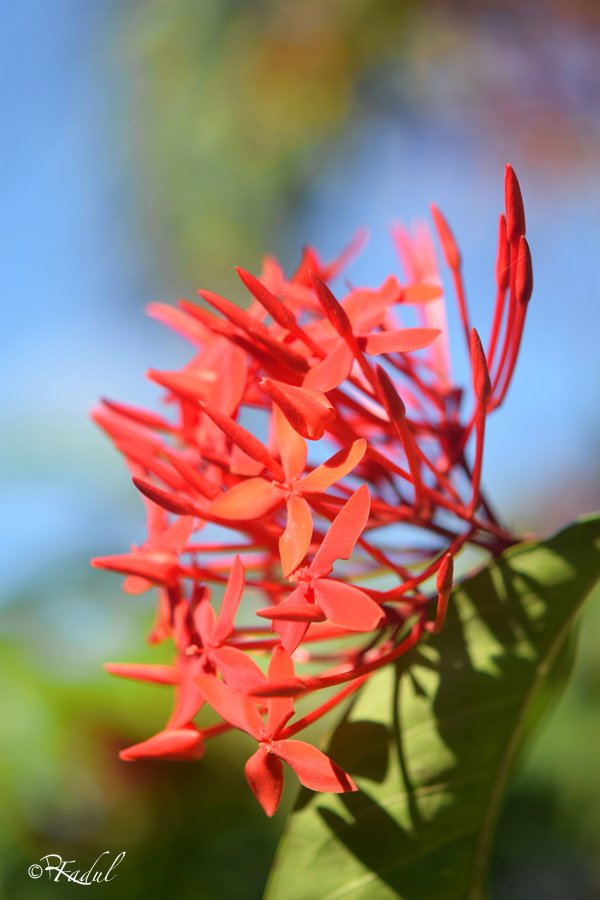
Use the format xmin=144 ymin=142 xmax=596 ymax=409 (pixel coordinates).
xmin=92 ymin=166 xmax=530 ymax=815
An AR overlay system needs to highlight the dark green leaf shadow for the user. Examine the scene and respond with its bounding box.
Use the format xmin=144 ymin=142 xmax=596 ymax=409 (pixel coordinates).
xmin=267 ymin=515 xmax=600 ymax=900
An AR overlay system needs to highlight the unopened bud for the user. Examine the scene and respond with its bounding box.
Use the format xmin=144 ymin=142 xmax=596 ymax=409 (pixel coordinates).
xmin=309 ymin=271 xmax=354 ymax=340
xmin=504 ymin=164 xmax=526 ymax=243
xmin=436 ymin=552 xmax=454 ymax=596
xmin=515 ymin=236 xmax=533 ymax=305
xmin=375 ymin=365 xmax=406 ymax=423
xmin=495 ymin=214 xmax=510 ymax=293
xmin=430 ymin=204 xmax=461 ymax=270
xmin=470 ymin=329 xmax=491 ymax=402
xmin=236 ymin=267 xmax=297 ymax=331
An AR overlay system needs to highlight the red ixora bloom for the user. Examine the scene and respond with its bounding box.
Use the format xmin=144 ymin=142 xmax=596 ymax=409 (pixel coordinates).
xmin=93 ymin=166 xmax=531 ymax=814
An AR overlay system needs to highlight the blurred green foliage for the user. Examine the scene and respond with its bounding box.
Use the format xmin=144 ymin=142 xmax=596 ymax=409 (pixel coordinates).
xmin=0 ymin=572 xmax=282 ymax=899
xmin=1 ymin=571 xmax=599 ymax=897
xmin=491 ymin=585 xmax=600 ymax=898
xmin=121 ymin=0 xmax=600 ymax=299
xmin=122 ymin=0 xmax=412 ymax=289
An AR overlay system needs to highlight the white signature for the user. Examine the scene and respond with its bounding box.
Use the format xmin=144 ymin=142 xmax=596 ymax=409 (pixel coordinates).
xmin=28 ymin=851 xmax=126 ymax=885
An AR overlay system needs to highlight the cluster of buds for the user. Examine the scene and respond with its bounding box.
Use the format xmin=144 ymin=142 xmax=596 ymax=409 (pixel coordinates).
xmin=92 ymin=166 xmax=532 ymax=816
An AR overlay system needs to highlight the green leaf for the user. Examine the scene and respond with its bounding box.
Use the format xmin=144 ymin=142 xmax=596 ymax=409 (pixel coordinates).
xmin=266 ymin=515 xmax=600 ymax=900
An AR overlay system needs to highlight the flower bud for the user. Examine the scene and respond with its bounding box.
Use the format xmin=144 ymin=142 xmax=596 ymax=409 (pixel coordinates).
xmin=504 ymin=164 xmax=526 ymax=243
xmin=515 ymin=236 xmax=533 ymax=305
xmin=495 ymin=214 xmax=510 ymax=293
xmin=470 ymin=329 xmax=491 ymax=403
xmin=431 ymin=204 xmax=461 ymax=270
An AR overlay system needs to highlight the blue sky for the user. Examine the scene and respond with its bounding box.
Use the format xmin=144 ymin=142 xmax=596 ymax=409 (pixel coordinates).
xmin=2 ymin=1 xmax=599 ymax=601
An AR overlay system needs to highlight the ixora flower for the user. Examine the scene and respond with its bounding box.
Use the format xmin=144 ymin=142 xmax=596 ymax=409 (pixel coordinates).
xmin=92 ymin=166 xmax=532 ymax=816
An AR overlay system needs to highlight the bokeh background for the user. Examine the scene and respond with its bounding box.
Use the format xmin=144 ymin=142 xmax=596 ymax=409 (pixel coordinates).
xmin=2 ymin=1 xmax=599 ymax=897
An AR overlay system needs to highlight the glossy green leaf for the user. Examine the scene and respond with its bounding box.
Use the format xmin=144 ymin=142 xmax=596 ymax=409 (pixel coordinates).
xmin=267 ymin=515 xmax=600 ymax=900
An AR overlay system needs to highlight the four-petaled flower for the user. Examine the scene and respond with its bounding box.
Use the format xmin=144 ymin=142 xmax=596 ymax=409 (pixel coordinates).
xmin=198 ymin=646 xmax=357 ymax=816
xmin=257 ymin=485 xmax=384 ymax=651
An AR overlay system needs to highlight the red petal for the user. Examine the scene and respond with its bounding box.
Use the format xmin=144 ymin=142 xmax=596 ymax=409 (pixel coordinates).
xmin=119 ymin=727 xmax=204 ymax=762
xmin=169 ymin=659 xmax=206 ymax=728
xmin=310 ymin=484 xmax=370 ymax=577
xmin=245 ymin=748 xmax=284 ymax=817
xmin=211 ymin=645 xmax=266 ymax=693
xmin=159 ymin=516 xmax=196 ymax=554
xmin=196 ymin=340 xmax=247 ymax=416
xmin=266 ymin=645 xmax=295 ymax=737
xmin=196 ymin=675 xmax=263 ymax=739
xmin=210 ymin=478 xmax=282 ymax=520
xmin=101 ymin=398 xmax=171 ymax=431
xmin=273 ymin=740 xmax=357 ymax=793
xmin=401 ymin=283 xmax=443 ymax=304
xmin=273 ymin=404 xmax=307 ymax=481
xmin=272 ymin=626 xmax=309 ymax=655
xmin=213 ymin=555 xmax=245 ymax=643
xmin=147 ymin=301 xmax=210 ymax=344
xmin=104 ymin=663 xmax=179 ymax=685
xmin=342 ymin=276 xmax=403 ymax=331
xmin=147 ymin=368 xmax=216 ymax=405
xmin=260 ymin=378 xmax=336 ymax=441
xmin=123 ymin=575 xmax=153 ymax=595
xmin=313 ymin=579 xmax=384 ymax=631
xmin=302 ymin=341 xmax=353 ymax=392
xmin=298 ymin=439 xmax=366 ymax=494
xmin=362 ymin=327 xmax=440 ymax=356
xmin=229 ymin=444 xmax=266 ymax=477
xmin=195 ymin=600 xmax=217 ymax=644
xmin=92 ymin=404 xmax=163 ymax=449
xmin=279 ymin=495 xmax=313 ymax=577
xmin=91 ymin=551 xmax=179 ymax=586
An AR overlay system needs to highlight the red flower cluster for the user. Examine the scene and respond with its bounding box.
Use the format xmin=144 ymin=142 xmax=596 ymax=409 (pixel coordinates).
xmin=92 ymin=166 xmax=532 ymax=815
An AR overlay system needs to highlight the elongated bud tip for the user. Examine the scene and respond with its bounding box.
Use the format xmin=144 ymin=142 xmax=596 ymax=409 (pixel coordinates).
xmin=308 ymin=269 xmax=330 ymax=302
xmin=515 ymin=236 xmax=533 ymax=305
xmin=504 ymin=164 xmax=526 ymax=244
xmin=235 ymin=266 xmax=297 ymax=330
xmin=234 ymin=266 xmax=263 ymax=301
xmin=430 ymin=204 xmax=461 ymax=270
xmin=375 ymin=365 xmax=406 ymax=422
xmin=495 ymin=214 xmax=510 ymax=293
xmin=309 ymin=269 xmax=353 ymax=339
xmin=436 ymin=553 xmax=454 ymax=595
xmin=470 ymin=329 xmax=491 ymax=402
xmin=132 ymin=477 xmax=198 ymax=516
